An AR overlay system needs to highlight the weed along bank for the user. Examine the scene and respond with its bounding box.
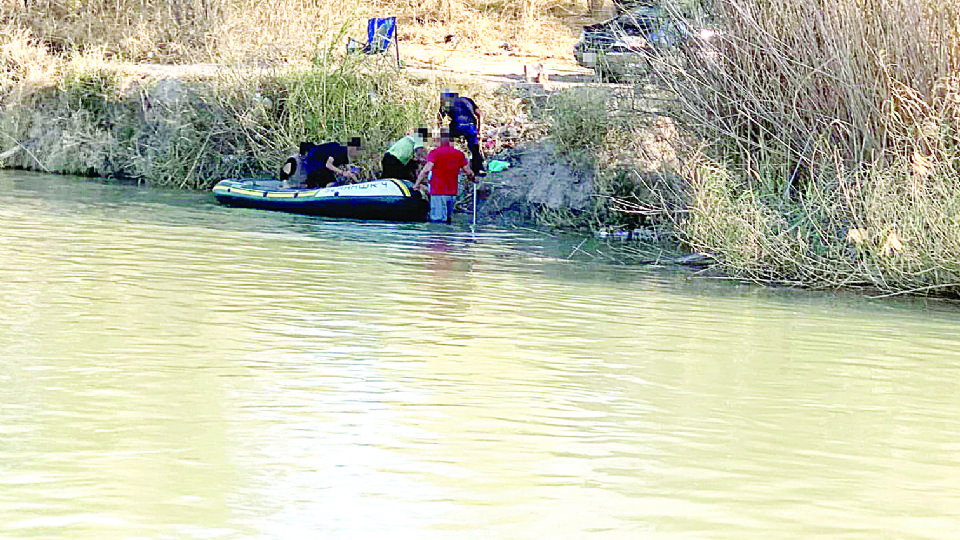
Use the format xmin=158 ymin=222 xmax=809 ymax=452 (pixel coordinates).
xmin=0 ymin=60 xmax=442 ymax=190
xmin=0 ymin=61 xmax=605 ymax=227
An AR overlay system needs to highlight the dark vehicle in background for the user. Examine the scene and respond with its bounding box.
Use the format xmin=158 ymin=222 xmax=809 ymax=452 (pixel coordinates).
xmin=573 ymin=5 xmax=717 ymax=81
xmin=611 ymin=0 xmax=656 ymax=16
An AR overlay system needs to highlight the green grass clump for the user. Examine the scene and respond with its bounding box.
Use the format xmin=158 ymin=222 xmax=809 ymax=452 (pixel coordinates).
xmin=119 ymin=54 xmax=442 ymax=188
xmin=541 ymin=85 xmax=689 ymax=231
xmin=276 ymin=59 xmax=433 ymax=164
xmin=546 ymin=87 xmax=612 ymax=160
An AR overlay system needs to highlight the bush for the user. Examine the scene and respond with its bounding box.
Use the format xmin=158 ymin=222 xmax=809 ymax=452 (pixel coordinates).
xmin=546 ymin=87 xmax=613 ymax=159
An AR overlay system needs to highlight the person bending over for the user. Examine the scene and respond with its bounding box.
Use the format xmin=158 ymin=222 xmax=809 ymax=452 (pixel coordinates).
xmin=382 ymin=127 xmax=429 ymax=181
xmin=281 ymin=138 xmax=361 ymax=189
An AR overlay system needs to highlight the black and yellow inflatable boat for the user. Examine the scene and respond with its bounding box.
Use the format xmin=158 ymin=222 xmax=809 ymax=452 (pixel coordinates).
xmin=212 ymin=178 xmax=428 ymax=222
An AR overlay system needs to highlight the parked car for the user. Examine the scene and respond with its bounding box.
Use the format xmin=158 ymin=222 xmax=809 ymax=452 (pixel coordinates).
xmin=574 ymin=5 xmax=716 ymax=82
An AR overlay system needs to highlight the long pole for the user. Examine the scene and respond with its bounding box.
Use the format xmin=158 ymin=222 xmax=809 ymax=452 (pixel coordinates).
xmin=394 ymin=19 xmax=401 ymax=70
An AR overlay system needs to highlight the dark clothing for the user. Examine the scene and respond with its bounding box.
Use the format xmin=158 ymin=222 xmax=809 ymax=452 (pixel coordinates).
xmin=381 ymin=152 xmax=418 ymax=181
xmin=300 ymin=142 xmax=349 ymax=188
xmin=440 ymin=97 xmax=483 ymax=173
xmin=450 ymin=122 xmax=482 ymax=175
xmin=439 ymin=96 xmax=479 ymax=128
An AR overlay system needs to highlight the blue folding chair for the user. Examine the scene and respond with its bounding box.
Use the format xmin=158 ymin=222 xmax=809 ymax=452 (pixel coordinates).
xmin=347 ymin=17 xmax=400 ymax=68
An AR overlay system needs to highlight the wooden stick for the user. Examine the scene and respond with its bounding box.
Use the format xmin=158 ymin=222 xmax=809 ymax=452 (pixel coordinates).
xmin=394 ymin=21 xmax=401 ymax=69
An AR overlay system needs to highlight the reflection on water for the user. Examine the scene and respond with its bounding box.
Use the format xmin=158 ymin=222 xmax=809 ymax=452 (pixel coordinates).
xmin=2 ymin=171 xmax=960 ymax=538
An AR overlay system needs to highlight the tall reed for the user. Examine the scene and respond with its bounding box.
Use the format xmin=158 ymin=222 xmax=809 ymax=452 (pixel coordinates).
xmin=656 ymin=0 xmax=960 ymax=294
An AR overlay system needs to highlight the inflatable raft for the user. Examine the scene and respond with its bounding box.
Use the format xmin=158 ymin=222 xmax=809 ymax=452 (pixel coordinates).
xmin=212 ymin=177 xmax=428 ymax=222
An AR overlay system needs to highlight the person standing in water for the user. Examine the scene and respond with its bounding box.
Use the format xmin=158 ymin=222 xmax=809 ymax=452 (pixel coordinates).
xmin=414 ymin=128 xmax=476 ymax=223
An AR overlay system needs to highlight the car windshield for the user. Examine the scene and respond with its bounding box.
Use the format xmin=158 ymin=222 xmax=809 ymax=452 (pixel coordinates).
xmin=611 ymin=6 xmax=669 ymax=32
xmin=612 ymin=6 xmax=695 ymax=43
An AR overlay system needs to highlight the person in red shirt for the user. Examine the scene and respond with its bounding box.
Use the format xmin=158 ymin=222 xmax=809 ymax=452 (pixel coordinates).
xmin=414 ymin=129 xmax=476 ymax=223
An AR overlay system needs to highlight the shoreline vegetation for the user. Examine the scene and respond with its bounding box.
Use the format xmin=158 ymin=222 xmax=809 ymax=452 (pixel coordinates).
xmin=3 ymin=0 xmax=960 ymax=297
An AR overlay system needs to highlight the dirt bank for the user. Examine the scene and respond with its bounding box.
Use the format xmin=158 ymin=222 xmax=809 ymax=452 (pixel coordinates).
xmin=478 ymin=142 xmax=595 ymax=226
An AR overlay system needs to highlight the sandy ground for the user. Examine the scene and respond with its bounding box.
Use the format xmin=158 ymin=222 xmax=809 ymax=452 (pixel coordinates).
xmin=120 ymin=45 xmax=597 ymax=93
xmin=122 ymin=4 xmax=616 ymax=89
xmin=401 ymin=43 xmax=596 ymax=87
xmin=397 ymin=5 xmax=620 ymax=88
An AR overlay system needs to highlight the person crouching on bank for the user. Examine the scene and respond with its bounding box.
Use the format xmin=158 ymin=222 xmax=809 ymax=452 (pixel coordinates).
xmin=414 ymin=128 xmax=476 ymax=224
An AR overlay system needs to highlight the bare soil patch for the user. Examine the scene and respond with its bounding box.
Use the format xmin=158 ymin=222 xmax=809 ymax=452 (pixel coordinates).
xmin=400 ymin=43 xmax=595 ymax=87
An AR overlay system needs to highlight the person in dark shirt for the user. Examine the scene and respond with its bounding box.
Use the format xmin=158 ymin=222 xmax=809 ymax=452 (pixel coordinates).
xmin=280 ymin=138 xmax=361 ymax=188
xmin=438 ymin=91 xmax=484 ymax=176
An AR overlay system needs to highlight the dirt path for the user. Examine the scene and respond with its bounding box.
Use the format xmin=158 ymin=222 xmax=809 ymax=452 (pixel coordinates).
xmin=401 ymin=43 xmax=596 ymax=88
xmin=122 ymin=8 xmax=607 ymax=89
xmin=121 ymin=45 xmax=597 ymax=91
xmin=397 ymin=6 xmax=619 ymax=88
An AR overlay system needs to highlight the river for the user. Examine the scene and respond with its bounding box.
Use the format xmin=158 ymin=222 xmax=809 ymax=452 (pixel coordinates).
xmin=2 ymin=170 xmax=960 ymax=539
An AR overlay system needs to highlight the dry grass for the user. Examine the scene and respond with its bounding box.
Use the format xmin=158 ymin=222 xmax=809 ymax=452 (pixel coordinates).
xmin=0 ymin=30 xmax=528 ymax=189
xmin=665 ymin=0 xmax=959 ymax=170
xmin=1 ymin=0 xmax=584 ymax=64
xmin=0 ymin=21 xmax=58 ymax=102
xmin=0 ymin=0 xmax=579 ymax=189
xmin=541 ymin=84 xmax=688 ymax=230
xmin=654 ymin=0 xmax=960 ymax=293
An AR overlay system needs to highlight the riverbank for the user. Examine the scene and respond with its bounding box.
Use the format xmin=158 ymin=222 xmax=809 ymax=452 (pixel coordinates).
xmin=1 ymin=0 xmax=681 ymax=234
xmin=0 ymin=33 xmax=679 ymax=233
xmin=5 ymin=0 xmax=960 ymax=298
xmin=0 ymin=56 xmax=444 ymax=188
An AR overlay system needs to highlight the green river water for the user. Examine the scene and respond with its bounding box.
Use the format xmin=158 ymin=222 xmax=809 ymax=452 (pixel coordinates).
xmin=2 ymin=170 xmax=960 ymax=539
